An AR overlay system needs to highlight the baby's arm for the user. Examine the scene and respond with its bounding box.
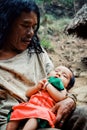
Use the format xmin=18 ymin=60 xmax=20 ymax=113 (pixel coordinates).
xmin=45 ymin=83 xmax=67 ymax=102
xmin=26 ymin=80 xmax=45 ymax=97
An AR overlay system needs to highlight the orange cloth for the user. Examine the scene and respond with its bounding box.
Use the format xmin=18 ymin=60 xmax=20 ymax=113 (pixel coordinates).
xmin=10 ymin=90 xmax=56 ymax=128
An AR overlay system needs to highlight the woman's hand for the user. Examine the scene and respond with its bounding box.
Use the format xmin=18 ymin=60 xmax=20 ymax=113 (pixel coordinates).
xmin=51 ymin=97 xmax=76 ymax=128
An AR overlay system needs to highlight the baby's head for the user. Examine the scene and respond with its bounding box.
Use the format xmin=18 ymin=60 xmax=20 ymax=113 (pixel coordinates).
xmin=49 ymin=65 xmax=75 ymax=90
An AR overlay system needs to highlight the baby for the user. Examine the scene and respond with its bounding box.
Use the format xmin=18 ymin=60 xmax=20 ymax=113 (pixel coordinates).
xmin=6 ymin=65 xmax=75 ymax=130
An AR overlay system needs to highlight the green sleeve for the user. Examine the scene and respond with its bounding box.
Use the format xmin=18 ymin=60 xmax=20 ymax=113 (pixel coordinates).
xmin=48 ymin=76 xmax=64 ymax=91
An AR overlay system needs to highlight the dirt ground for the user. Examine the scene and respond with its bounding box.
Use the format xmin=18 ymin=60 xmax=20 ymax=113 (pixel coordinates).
xmin=48 ymin=35 xmax=87 ymax=105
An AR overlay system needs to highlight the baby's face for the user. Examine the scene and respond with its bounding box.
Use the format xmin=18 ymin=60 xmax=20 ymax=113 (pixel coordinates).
xmin=49 ymin=66 xmax=72 ymax=88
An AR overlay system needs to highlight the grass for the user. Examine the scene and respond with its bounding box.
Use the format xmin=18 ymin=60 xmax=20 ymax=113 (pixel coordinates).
xmin=40 ymin=37 xmax=54 ymax=52
xmin=39 ymin=16 xmax=72 ymax=51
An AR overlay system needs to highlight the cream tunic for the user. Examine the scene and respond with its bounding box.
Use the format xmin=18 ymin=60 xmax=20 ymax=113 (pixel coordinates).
xmin=0 ymin=48 xmax=54 ymax=129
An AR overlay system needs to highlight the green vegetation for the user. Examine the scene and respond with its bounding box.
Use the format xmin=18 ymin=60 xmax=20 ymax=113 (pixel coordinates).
xmin=35 ymin=0 xmax=74 ymax=8
xmin=54 ymin=17 xmax=71 ymax=32
xmin=41 ymin=37 xmax=54 ymax=52
xmin=39 ymin=16 xmax=71 ymax=51
xmin=35 ymin=0 xmax=51 ymax=4
xmin=35 ymin=0 xmax=73 ymax=51
xmin=41 ymin=15 xmax=71 ymax=35
xmin=58 ymin=0 xmax=73 ymax=7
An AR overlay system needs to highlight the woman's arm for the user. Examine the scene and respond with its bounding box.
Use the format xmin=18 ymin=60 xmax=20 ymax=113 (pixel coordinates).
xmin=51 ymin=94 xmax=76 ymax=128
xmin=45 ymin=82 xmax=67 ymax=102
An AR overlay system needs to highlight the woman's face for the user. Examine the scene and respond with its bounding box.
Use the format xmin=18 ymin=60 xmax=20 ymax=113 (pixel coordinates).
xmin=6 ymin=11 xmax=38 ymax=52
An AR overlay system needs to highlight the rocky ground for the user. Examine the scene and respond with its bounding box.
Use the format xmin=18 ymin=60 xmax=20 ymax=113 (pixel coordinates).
xmin=47 ymin=34 xmax=87 ymax=105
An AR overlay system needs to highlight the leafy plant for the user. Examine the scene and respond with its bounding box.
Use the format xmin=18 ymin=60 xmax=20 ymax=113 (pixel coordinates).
xmin=35 ymin=0 xmax=74 ymax=8
xmin=35 ymin=0 xmax=51 ymax=4
xmin=59 ymin=0 xmax=73 ymax=6
xmin=41 ymin=37 xmax=54 ymax=52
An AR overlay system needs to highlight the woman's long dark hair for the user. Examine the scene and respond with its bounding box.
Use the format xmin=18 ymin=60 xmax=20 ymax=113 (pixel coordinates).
xmin=0 ymin=0 xmax=43 ymax=53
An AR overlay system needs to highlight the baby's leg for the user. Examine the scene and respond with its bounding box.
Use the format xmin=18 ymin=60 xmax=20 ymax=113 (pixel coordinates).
xmin=23 ymin=118 xmax=38 ymax=130
xmin=6 ymin=120 xmax=20 ymax=130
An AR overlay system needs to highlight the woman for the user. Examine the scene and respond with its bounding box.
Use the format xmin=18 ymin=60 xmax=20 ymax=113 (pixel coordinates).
xmin=0 ymin=0 xmax=76 ymax=130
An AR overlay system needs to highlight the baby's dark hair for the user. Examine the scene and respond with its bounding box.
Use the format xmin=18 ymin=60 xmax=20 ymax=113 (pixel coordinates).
xmin=67 ymin=69 xmax=75 ymax=90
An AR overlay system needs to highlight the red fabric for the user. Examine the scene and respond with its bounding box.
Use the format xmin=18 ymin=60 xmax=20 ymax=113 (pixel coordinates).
xmin=10 ymin=90 xmax=56 ymax=128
